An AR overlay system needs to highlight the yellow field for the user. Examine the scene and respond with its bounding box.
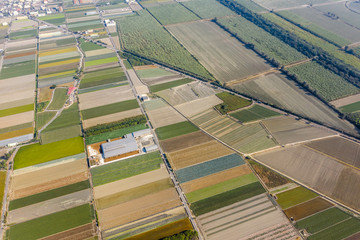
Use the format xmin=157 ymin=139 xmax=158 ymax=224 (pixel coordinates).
xmin=38 ymin=70 xmax=76 ymax=80
xmin=39 ymin=47 xmax=77 ymax=57
xmin=39 ymin=58 xmax=79 ymax=69
xmin=0 ymin=127 xmax=33 ymax=141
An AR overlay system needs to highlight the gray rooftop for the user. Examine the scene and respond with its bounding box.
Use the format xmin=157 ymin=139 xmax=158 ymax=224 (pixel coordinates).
xmin=101 ymin=136 xmax=138 ymax=159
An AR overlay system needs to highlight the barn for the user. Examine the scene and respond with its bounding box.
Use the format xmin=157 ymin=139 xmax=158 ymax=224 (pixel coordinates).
xmin=101 ymin=136 xmax=138 ymax=159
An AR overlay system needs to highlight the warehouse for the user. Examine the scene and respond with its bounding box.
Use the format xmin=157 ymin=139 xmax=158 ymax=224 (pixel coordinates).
xmin=101 ymin=136 xmax=138 ymax=159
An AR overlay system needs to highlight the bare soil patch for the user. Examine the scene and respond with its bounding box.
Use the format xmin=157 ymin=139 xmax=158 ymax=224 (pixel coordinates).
xmin=160 ymin=131 xmax=212 ymax=153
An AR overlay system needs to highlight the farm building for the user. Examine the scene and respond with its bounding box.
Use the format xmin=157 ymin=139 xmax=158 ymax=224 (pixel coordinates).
xmin=101 ymin=136 xmax=138 ymax=159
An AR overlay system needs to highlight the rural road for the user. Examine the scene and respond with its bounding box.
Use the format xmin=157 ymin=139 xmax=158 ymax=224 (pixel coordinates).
xmin=0 ymin=147 xmax=18 ymax=239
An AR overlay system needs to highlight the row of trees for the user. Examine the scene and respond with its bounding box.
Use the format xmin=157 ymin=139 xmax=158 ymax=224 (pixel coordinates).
xmin=84 ymin=115 xmax=147 ymax=137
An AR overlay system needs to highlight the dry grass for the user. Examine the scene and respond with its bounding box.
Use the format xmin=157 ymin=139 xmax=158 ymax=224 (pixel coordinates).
xmin=38 ymin=87 xmax=53 ymax=102
xmin=133 ymin=65 xmax=158 ymax=70
xmin=5 ymin=50 xmax=36 ymax=59
xmin=0 ymin=111 xmax=34 ymax=129
xmin=167 ymin=140 xmax=233 ymax=170
xmin=181 ymin=165 xmax=252 ymax=193
xmin=39 ymin=58 xmax=79 ymax=68
xmin=175 ymin=95 xmax=223 ymax=118
xmin=39 ymin=47 xmax=77 ymax=57
xmin=330 ymin=93 xmax=360 ymax=108
xmin=147 ymin=106 xmax=186 ymax=128
xmin=160 ymin=131 xmax=212 ymax=153
xmin=0 ymin=127 xmax=33 ymax=141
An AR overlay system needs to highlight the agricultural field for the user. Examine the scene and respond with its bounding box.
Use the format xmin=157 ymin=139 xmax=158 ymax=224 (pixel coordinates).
xmin=181 ymin=0 xmax=236 ymax=18
xmin=340 ymin=101 xmax=360 ymax=113
xmin=262 ymin=116 xmax=336 ymax=145
xmin=233 ymin=73 xmax=357 ymax=134
xmin=13 ymin=137 xmax=84 ymax=169
xmin=215 ymin=92 xmax=252 ymax=114
xmin=149 ymin=78 xmax=192 ymax=92
xmin=284 ymin=197 xmax=333 ymax=221
xmin=175 ymin=95 xmax=223 ymax=118
xmin=167 ymin=21 xmax=271 ymax=83
xmin=251 ymin=0 xmax=338 ymax=10
xmin=287 ymin=61 xmax=359 ymax=101
xmin=277 ymin=9 xmax=360 ymax=46
xmin=146 ymin=2 xmax=199 ymax=25
xmin=146 ymin=105 xmax=186 ymax=128
xmin=80 ymin=67 xmax=126 ymax=89
xmin=155 ymin=121 xmax=198 ymax=140
xmin=230 ymin=104 xmax=281 ymax=123
xmin=157 ymin=81 xmax=220 ymax=106
xmin=217 ymin=15 xmax=307 ymax=65
xmin=275 ymin=186 xmax=318 ymax=209
xmin=305 ymin=136 xmax=360 ymax=168
xmin=38 ymin=13 xmax=66 ymax=25
xmin=47 ymin=88 xmax=68 ymax=110
xmin=254 ymin=144 xmax=360 ymax=211
xmin=117 ymin=10 xmax=213 ymax=79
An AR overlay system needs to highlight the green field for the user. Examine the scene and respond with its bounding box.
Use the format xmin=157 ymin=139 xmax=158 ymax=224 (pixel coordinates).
xmin=13 ymin=136 xmax=84 ymax=169
xmin=230 ymin=104 xmax=280 ymax=123
xmin=340 ymin=101 xmax=360 ymax=113
xmin=80 ymin=39 xmax=104 ymax=51
xmin=47 ymin=88 xmax=68 ymax=110
xmin=182 ymin=0 xmax=236 ymax=18
xmin=44 ymin=102 xmax=80 ymax=131
xmin=6 ymin=204 xmax=94 ymax=240
xmin=186 ymin=173 xmax=257 ymax=203
xmin=191 ymin=181 xmax=265 ymax=216
xmin=309 ymin=218 xmax=360 ymax=240
xmin=263 ymin=13 xmax=360 ymax=72
xmin=9 ymin=29 xmax=37 ymax=40
xmin=80 ymin=67 xmax=126 ymax=89
xmin=0 ymin=104 xmax=33 ymax=117
xmin=149 ymin=78 xmax=192 ymax=92
xmin=9 ymin=180 xmax=90 ymax=210
xmin=217 ymin=15 xmax=306 ymax=65
xmin=36 ymin=111 xmax=56 ymax=129
xmin=147 ymin=2 xmax=200 ymax=25
xmin=0 ymin=61 xmax=35 ymax=79
xmin=215 ymin=92 xmax=252 ymax=114
xmin=85 ymin=57 xmax=118 ymax=67
xmin=91 ymin=151 xmax=162 ymax=186
xmin=136 ymin=68 xmax=174 ymax=79
xmin=155 ymin=121 xmax=198 ymax=140
xmin=0 ymin=171 xmax=6 ymax=210
xmin=39 ymin=13 xmax=66 ymax=25
xmin=81 ymin=99 xmax=138 ymax=120
xmin=296 ymin=207 xmax=352 ymax=234
xmin=276 ymin=186 xmax=318 ymax=209
xmin=41 ymin=124 xmax=81 ymax=144
xmin=0 ymin=123 xmax=33 ymax=135
xmin=117 ymin=10 xmax=213 ymax=80
xmin=288 ymin=62 xmax=359 ymax=101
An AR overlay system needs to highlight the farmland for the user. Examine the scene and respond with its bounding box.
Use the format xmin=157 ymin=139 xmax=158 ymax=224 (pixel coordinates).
xmin=47 ymin=88 xmax=68 ymax=110
xmin=284 ymin=197 xmax=333 ymax=221
xmin=91 ymin=151 xmax=162 ymax=186
xmin=275 ymin=186 xmax=318 ymax=209
xmin=287 ymin=61 xmax=359 ymax=101
xmin=147 ymin=105 xmax=186 ymax=128
xmin=117 ymin=10 xmax=213 ymax=79
xmin=340 ymin=101 xmax=360 ymax=113
xmin=146 ymin=2 xmax=200 ymax=25
xmin=234 ymin=73 xmax=356 ymax=134
xmin=181 ymin=0 xmax=236 ymax=18
xmin=155 ymin=121 xmax=198 ymax=140
xmin=80 ymin=67 xmax=126 ymax=89
xmin=217 ymin=15 xmax=306 ymax=65
xmin=149 ymin=78 xmax=192 ymax=92
xmin=167 ymin=20 xmax=271 ymax=83
xmin=14 ymin=137 xmax=84 ymax=169
xmin=230 ymin=104 xmax=280 ymax=123
xmin=215 ymin=92 xmax=252 ymax=114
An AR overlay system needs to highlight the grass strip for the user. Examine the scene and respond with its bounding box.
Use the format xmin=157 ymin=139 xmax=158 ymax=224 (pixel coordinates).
xmin=149 ymin=78 xmax=192 ymax=92
xmin=0 ymin=104 xmax=33 ymax=117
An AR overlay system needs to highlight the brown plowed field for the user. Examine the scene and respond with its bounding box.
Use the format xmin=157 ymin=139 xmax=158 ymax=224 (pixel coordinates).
xmin=98 ymin=188 xmax=181 ymax=230
xmin=12 ymin=171 xmax=88 ymax=200
xmin=41 ymin=223 xmax=95 ymax=240
xmin=181 ymin=165 xmax=251 ymax=193
xmin=11 ymin=158 xmax=87 ymax=190
xmin=4 ymin=50 xmax=36 ymax=59
xmin=38 ymin=62 xmax=78 ymax=76
xmin=306 ymin=136 xmax=360 ymax=168
xmin=96 ymin=178 xmax=172 ymax=210
xmin=94 ymin=167 xmax=168 ymax=199
xmin=160 ymin=131 xmax=212 ymax=153
xmin=167 ymin=141 xmax=233 ymax=170
xmin=284 ymin=197 xmax=333 ymax=221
